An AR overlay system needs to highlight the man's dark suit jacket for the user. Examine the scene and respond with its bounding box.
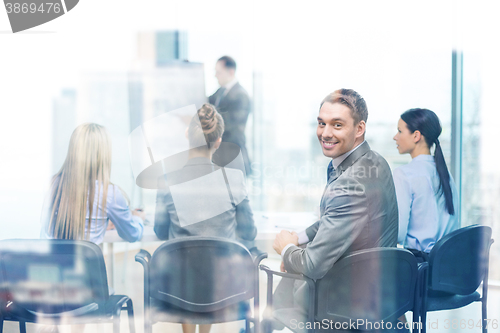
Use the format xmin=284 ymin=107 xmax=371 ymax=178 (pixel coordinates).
xmin=283 ymin=141 xmax=398 ymax=280
xmin=209 ymin=82 xmax=251 ymax=174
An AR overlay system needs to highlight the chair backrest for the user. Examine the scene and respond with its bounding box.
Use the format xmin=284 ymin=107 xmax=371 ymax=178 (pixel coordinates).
xmin=149 ymin=236 xmax=255 ymax=312
xmin=428 ymin=224 xmax=492 ymax=295
xmin=0 ymin=239 xmax=109 ymax=314
xmin=315 ymin=248 xmax=418 ymax=324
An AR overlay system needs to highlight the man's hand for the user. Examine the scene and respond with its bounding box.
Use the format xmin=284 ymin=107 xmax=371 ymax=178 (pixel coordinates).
xmin=273 ymin=230 xmax=299 ymax=255
xmin=280 ymin=260 xmax=286 ymax=272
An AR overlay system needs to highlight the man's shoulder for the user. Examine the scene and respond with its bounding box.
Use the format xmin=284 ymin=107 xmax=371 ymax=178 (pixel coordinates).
xmin=347 ymin=147 xmax=390 ymax=172
xmin=228 ymin=82 xmax=249 ymax=98
xmin=335 ymin=148 xmax=392 ymax=189
xmin=208 ymin=94 xmax=216 ymax=103
xmin=358 ymin=148 xmax=389 ymax=164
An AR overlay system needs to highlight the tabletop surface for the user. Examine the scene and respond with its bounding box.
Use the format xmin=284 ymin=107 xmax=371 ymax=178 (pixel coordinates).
xmin=103 ymin=211 xmax=319 ymax=243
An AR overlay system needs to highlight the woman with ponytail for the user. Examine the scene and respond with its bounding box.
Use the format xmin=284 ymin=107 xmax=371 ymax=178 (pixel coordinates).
xmin=393 ymin=108 xmax=459 ymax=260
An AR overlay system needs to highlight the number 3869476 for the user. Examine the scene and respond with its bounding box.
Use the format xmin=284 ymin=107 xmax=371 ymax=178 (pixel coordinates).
xmin=5 ymin=3 xmax=62 ymax=14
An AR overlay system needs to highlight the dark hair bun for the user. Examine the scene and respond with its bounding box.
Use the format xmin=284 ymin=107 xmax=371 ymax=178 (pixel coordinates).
xmin=198 ymin=103 xmax=218 ymax=134
xmin=188 ymin=103 xmax=224 ymax=148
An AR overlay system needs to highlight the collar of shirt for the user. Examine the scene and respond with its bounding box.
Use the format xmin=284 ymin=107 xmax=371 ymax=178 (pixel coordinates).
xmin=331 ymin=139 xmax=366 ymax=169
xmin=411 ymin=154 xmax=433 ymax=163
xmin=222 ymin=78 xmax=238 ymax=96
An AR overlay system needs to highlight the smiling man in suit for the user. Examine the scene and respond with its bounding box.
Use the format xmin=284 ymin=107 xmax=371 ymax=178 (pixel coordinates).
xmin=270 ymin=89 xmax=399 ymax=324
xmin=209 ymin=56 xmax=252 ymax=175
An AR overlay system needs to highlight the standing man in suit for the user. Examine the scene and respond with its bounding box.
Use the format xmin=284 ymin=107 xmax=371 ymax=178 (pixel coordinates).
xmin=271 ymin=89 xmax=399 ymax=317
xmin=208 ymin=56 xmax=252 ymax=175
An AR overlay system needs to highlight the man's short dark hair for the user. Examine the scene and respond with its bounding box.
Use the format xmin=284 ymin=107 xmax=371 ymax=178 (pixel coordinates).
xmin=218 ymin=56 xmax=237 ymax=70
xmin=320 ymin=89 xmax=368 ymax=124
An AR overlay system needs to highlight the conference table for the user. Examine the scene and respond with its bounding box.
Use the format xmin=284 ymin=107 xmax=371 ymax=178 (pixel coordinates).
xmin=102 ymin=211 xmax=318 ymax=287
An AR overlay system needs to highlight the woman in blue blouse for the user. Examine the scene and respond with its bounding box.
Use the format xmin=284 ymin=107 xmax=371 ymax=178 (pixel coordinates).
xmin=42 ymin=123 xmax=144 ymax=244
xmin=393 ymin=108 xmax=459 ymax=260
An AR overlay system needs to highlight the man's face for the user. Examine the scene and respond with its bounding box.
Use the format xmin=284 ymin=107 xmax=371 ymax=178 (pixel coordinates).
xmin=215 ymin=61 xmax=234 ymax=86
xmin=317 ymin=102 xmax=365 ymax=159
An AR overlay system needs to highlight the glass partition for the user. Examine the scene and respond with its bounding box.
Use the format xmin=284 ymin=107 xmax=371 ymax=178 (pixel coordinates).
xmin=461 ymin=0 xmax=500 ymax=280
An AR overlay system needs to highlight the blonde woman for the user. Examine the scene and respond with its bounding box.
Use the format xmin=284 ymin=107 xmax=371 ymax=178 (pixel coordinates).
xmin=42 ymin=123 xmax=144 ymax=244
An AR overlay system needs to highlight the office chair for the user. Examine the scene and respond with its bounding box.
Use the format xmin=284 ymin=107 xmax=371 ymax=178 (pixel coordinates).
xmin=135 ymin=236 xmax=267 ymax=333
xmin=260 ymin=247 xmax=426 ymax=333
xmin=419 ymin=225 xmax=494 ymax=333
xmin=0 ymin=239 xmax=135 ymax=333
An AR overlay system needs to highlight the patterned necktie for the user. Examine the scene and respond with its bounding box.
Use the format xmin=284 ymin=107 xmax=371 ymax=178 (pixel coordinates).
xmin=214 ymin=87 xmax=226 ymax=107
xmin=327 ymin=160 xmax=335 ymax=182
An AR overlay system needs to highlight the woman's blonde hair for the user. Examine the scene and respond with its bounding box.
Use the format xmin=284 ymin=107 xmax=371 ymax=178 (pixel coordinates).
xmin=48 ymin=123 xmax=112 ymax=240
